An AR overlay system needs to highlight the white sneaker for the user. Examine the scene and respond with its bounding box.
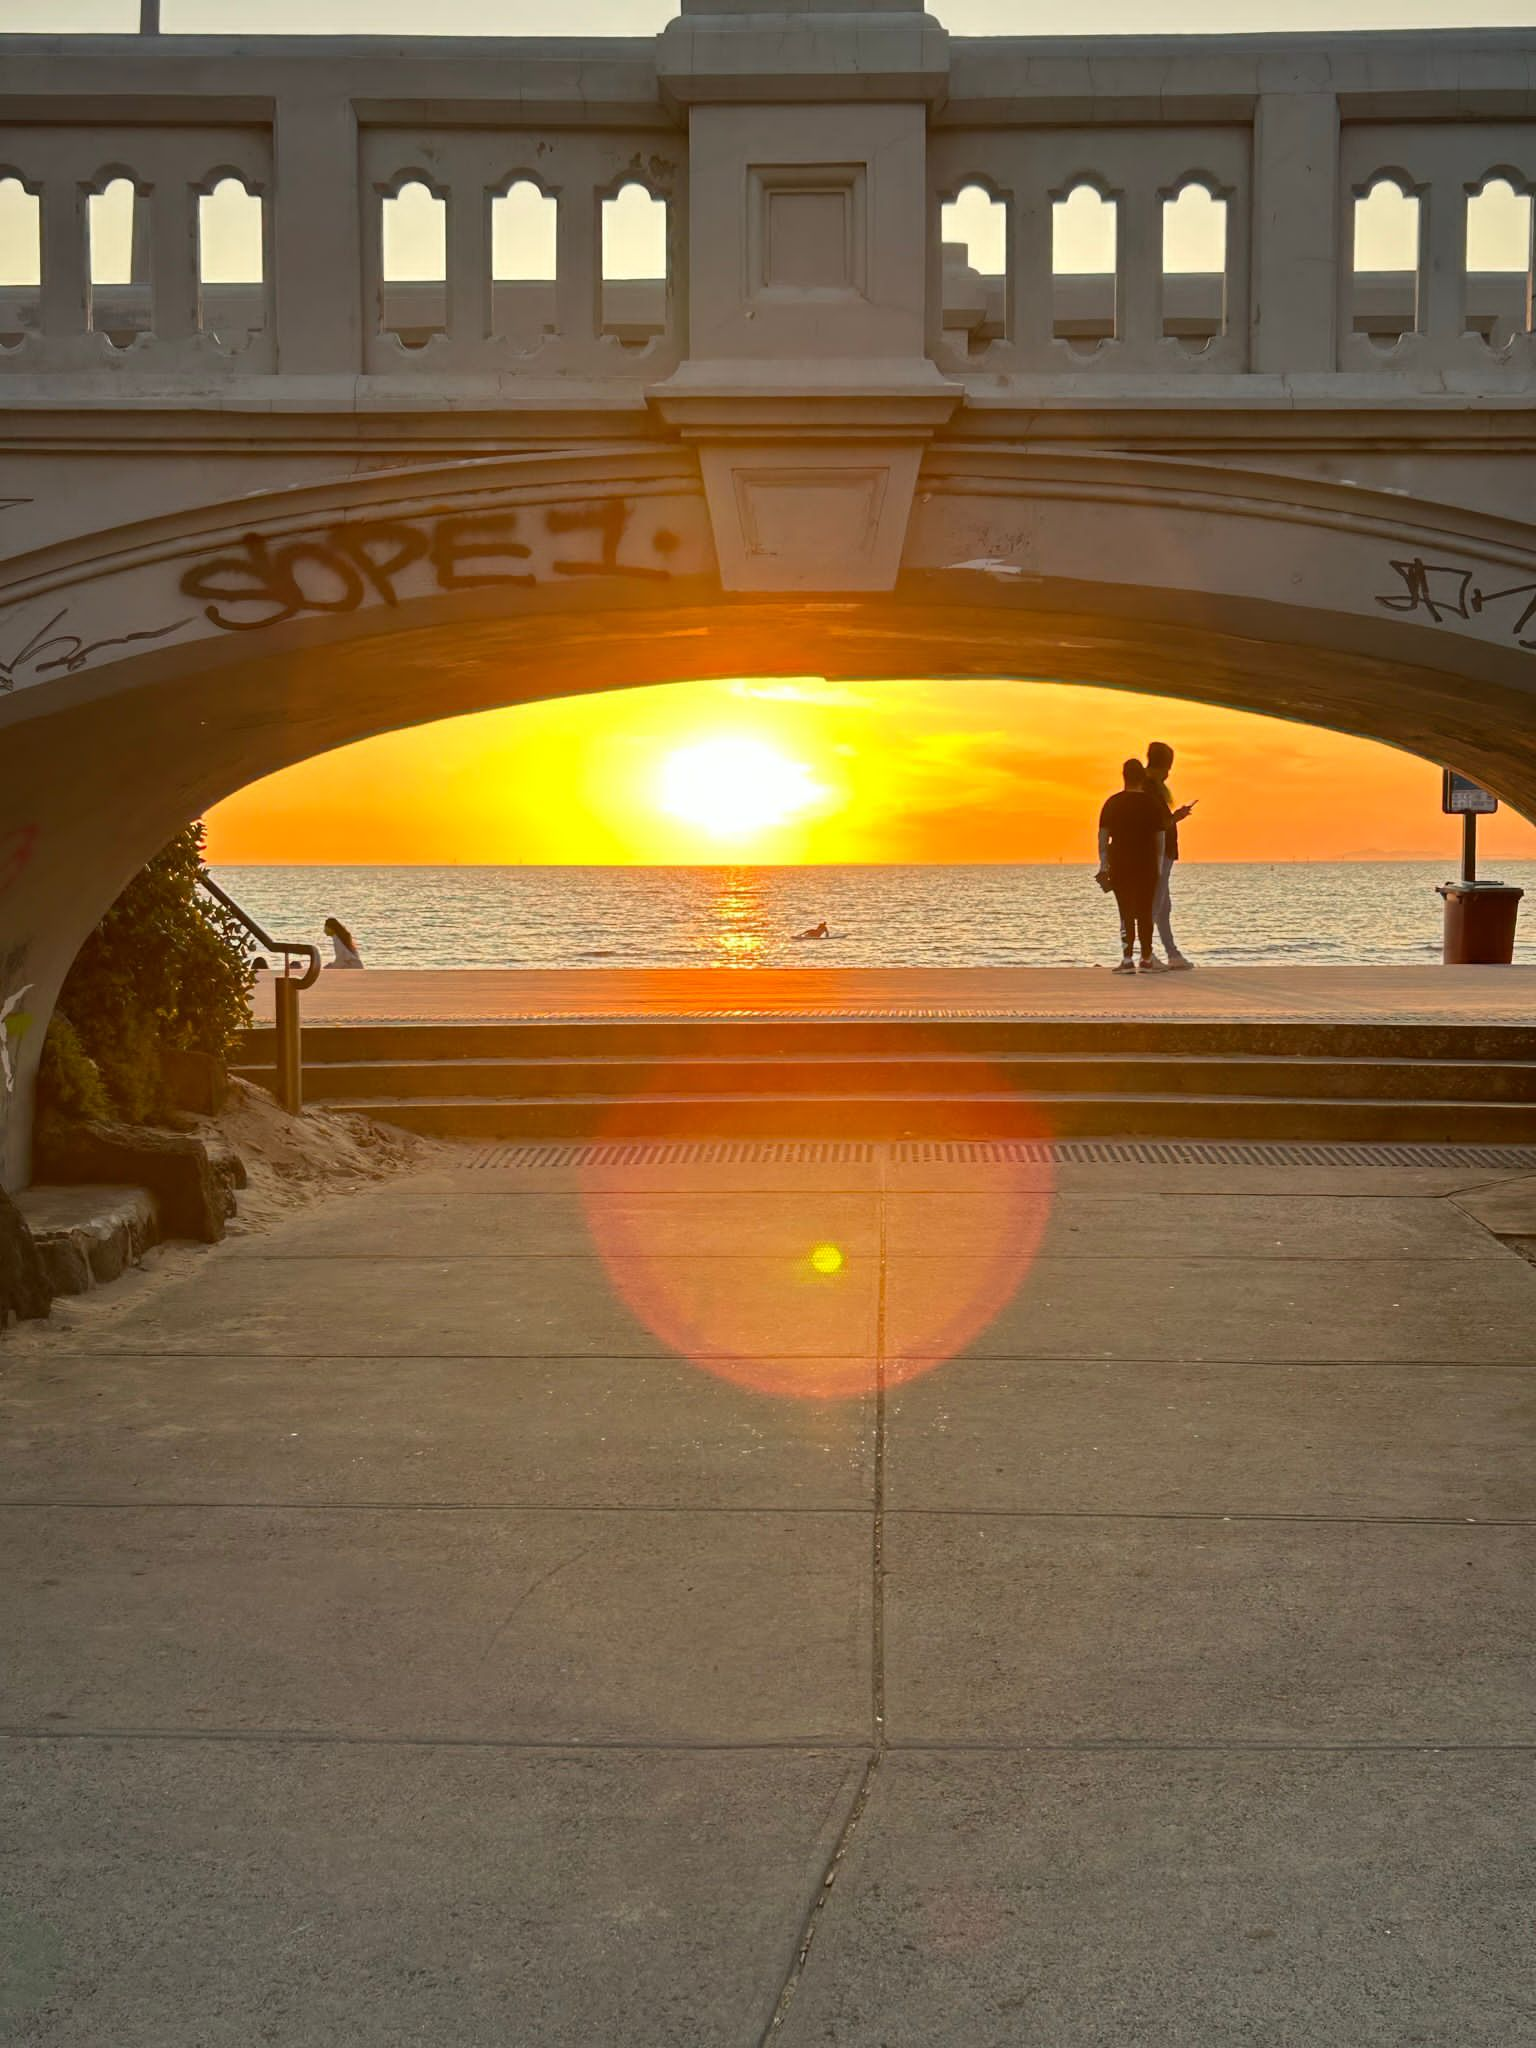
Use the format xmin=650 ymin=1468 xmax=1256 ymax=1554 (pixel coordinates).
xmin=1138 ymin=956 xmax=1167 ymax=972
xmin=1166 ymin=954 xmax=1195 ymax=971
xmin=1112 ymin=957 xmax=1136 ymax=974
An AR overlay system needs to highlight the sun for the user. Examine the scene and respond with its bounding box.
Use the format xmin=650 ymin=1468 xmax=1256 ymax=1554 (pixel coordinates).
xmin=657 ymin=736 xmax=827 ymax=841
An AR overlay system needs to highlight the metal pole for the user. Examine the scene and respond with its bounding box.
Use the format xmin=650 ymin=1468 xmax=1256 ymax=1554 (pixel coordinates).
xmin=1462 ymin=812 xmax=1477 ymax=886
xmin=140 ymin=0 xmax=161 ymax=32
xmin=274 ymin=975 xmax=303 ymax=1114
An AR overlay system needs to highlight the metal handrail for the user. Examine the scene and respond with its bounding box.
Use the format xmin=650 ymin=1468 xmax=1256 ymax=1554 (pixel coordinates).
xmin=198 ymin=875 xmax=321 ymax=990
xmin=198 ymin=874 xmax=319 ymax=1113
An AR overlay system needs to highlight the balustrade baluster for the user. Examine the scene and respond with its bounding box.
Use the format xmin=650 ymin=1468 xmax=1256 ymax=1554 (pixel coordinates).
xmin=1011 ymin=181 xmax=1053 ymax=364
xmin=148 ymin=174 xmax=199 ymax=344
xmin=446 ymin=175 xmax=490 ymax=351
xmin=1422 ymin=176 xmax=1466 ymax=350
xmin=555 ymin=182 xmax=598 ymax=347
xmin=39 ymin=174 xmax=89 ymax=341
xmin=1118 ymin=183 xmax=1160 ymax=357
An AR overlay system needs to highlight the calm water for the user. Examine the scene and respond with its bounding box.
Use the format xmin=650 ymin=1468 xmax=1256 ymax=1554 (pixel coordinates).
xmin=211 ymin=862 xmax=1536 ymax=971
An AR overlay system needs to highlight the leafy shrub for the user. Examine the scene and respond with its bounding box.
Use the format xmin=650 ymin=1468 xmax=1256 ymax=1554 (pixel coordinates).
xmin=33 ymin=1013 xmax=111 ymax=1126
xmin=40 ymin=824 xmax=254 ymax=1127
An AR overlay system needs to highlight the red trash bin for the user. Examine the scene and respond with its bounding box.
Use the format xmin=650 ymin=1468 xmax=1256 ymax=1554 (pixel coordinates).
xmin=1437 ymin=880 xmax=1524 ymax=964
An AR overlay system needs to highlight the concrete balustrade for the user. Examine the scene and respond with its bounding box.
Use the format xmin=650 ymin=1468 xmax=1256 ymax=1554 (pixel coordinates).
xmin=0 ymin=20 xmax=1532 ymax=390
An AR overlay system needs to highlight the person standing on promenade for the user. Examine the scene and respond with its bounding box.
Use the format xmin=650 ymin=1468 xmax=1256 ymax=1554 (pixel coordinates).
xmin=1097 ymin=759 xmax=1173 ymax=974
xmin=1145 ymin=740 xmax=1197 ymax=970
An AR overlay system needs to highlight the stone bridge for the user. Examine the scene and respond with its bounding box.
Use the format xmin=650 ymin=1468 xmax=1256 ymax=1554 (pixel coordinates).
xmin=2 ymin=3 xmax=1536 ymax=1181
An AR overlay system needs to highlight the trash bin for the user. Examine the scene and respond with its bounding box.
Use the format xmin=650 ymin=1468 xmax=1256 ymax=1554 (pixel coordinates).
xmin=1437 ymin=880 xmax=1524 ymax=964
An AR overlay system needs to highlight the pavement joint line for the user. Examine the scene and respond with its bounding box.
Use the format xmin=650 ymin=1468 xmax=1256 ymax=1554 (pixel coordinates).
xmin=207 ymin=1251 xmax=1515 ymax=1265
xmin=101 ymin=1252 xmax=1536 ymax=1266
xmin=21 ymin=1350 xmax=1536 ymax=1369
xmin=3 ymin=1727 xmax=1533 ymax=1756
xmin=18 ymin=1353 xmax=1536 ymax=1375
xmin=0 ymin=1502 xmax=1529 ymax=1527
xmin=757 ymin=1159 xmax=892 ymax=2045
xmin=882 ymin=1738 xmax=1536 ymax=1754
xmin=0 ymin=1727 xmax=875 ymax=1753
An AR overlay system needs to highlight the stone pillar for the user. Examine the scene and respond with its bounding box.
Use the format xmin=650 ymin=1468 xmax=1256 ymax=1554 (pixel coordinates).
xmin=1251 ymin=91 xmax=1340 ymax=376
xmin=271 ymin=93 xmax=363 ymax=377
xmin=652 ymin=0 xmax=959 ymax=592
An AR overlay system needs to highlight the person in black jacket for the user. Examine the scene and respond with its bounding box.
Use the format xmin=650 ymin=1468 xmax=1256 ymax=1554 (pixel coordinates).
xmin=1097 ymin=760 xmax=1174 ymax=974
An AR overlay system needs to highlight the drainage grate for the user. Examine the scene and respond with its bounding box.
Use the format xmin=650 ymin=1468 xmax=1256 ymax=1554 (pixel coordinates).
xmin=463 ymin=1137 xmax=1536 ymax=1171
xmin=464 ymin=1139 xmax=878 ymax=1169
xmin=895 ymin=1139 xmax=1536 ymax=1169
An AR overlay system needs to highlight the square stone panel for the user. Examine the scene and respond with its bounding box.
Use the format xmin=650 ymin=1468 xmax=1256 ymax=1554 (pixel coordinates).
xmin=223 ymin=1189 xmax=883 ymax=1261
xmin=1 ymin=1739 xmax=862 ymax=2048
xmin=882 ymin=1515 xmax=1535 ymax=1743
xmin=884 ymin=1358 xmax=1536 ymax=1519
xmin=1 ymin=1506 xmax=871 ymax=1743
xmin=880 ymin=1191 xmax=1510 ymax=1262
xmin=68 ymin=1253 xmax=879 ymax=1360
xmin=778 ymin=1752 xmax=1536 ymax=2048
xmin=0 ymin=1351 xmax=876 ymax=1510
xmin=885 ymin=1252 xmax=1536 ymax=1363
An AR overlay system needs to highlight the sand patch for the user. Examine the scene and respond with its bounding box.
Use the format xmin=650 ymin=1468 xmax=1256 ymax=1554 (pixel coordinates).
xmin=191 ymin=1079 xmax=447 ymax=1236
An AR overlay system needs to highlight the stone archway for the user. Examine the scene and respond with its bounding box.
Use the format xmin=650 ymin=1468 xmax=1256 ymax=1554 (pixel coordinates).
xmin=4 ymin=444 xmax=1536 ymax=1184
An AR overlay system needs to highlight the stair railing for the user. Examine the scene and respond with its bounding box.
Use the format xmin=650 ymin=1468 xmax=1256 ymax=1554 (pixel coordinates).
xmin=198 ymin=875 xmax=321 ymax=1113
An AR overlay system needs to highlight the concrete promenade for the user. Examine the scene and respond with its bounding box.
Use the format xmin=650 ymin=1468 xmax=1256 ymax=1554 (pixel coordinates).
xmin=259 ymin=963 xmax=1536 ymax=1026
xmin=2 ymin=1138 xmax=1534 ymax=2043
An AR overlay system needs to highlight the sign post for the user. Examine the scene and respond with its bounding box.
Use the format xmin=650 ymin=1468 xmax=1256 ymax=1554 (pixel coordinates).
xmin=1442 ymin=771 xmax=1498 ymax=884
xmin=1437 ymin=772 xmax=1521 ymax=963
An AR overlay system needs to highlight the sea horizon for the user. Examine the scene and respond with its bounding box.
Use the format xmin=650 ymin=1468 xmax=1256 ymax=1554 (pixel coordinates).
xmin=211 ymin=859 xmax=1536 ymax=972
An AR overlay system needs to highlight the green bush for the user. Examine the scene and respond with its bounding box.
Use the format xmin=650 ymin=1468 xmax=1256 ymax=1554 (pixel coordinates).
xmin=40 ymin=823 xmax=254 ymax=1127
xmin=34 ymin=1014 xmax=112 ymax=1126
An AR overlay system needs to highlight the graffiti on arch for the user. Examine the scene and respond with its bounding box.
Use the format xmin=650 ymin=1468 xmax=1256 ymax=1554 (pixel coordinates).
xmin=0 ymin=495 xmax=694 ymax=694
xmin=180 ymin=499 xmax=687 ymax=635
xmin=1376 ymin=557 xmax=1536 ymax=651
xmin=0 ymin=942 xmax=34 ymax=1111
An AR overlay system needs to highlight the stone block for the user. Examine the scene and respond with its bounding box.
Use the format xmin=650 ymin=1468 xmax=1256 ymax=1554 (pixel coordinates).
xmin=33 ymin=1121 xmax=228 ymax=1244
xmin=0 ymin=1186 xmax=50 ymax=1326
xmin=17 ymin=1184 xmax=160 ymax=1297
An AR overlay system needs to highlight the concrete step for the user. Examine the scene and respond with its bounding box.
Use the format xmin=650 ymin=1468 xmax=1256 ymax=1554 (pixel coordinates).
xmin=234 ymin=1052 xmax=1536 ymax=1108
xmin=329 ymin=1092 xmax=1536 ymax=1146
xmin=238 ymin=1015 xmax=1536 ymax=1065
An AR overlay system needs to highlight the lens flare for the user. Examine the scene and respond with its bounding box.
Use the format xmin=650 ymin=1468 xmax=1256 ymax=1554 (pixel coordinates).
xmin=577 ymin=1024 xmax=1058 ymax=1401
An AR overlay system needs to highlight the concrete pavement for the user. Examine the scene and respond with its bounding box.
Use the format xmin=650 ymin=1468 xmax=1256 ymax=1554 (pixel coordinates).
xmin=256 ymin=963 xmax=1536 ymax=1027
xmin=1 ymin=1143 xmax=1534 ymax=2044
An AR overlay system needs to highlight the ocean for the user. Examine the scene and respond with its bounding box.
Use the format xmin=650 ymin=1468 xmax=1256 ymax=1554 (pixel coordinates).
xmin=209 ymin=862 xmax=1536 ymax=971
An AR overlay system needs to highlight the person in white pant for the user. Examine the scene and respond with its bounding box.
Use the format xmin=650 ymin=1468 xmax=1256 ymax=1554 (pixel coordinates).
xmin=1144 ymin=741 xmax=1197 ymax=970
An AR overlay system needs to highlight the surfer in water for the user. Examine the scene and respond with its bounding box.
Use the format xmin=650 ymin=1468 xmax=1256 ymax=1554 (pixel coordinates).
xmin=794 ymin=921 xmax=831 ymax=940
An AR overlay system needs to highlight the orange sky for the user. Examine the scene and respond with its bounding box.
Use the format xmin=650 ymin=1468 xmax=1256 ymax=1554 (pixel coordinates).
xmin=204 ymin=677 xmax=1536 ymax=867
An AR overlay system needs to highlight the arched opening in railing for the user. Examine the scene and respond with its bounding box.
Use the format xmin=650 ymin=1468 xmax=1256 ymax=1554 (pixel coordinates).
xmin=490 ymin=176 xmax=558 ymax=350
xmin=1052 ymin=179 xmax=1117 ymax=350
xmin=1160 ymin=177 xmax=1228 ymax=351
xmin=1350 ymin=173 xmax=1422 ymax=346
xmin=1464 ymin=172 xmax=1534 ymax=350
xmin=379 ymin=175 xmax=448 ymax=350
xmin=0 ymin=174 xmax=40 ymax=352
xmin=87 ymin=171 xmax=148 ymax=348
xmin=940 ymin=180 xmax=1008 ymax=358
xmin=196 ymin=172 xmax=266 ymax=353
xmin=600 ymin=180 xmax=667 ymax=346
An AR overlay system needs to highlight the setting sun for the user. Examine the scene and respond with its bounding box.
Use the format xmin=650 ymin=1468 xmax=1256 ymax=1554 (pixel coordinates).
xmin=656 ymin=736 xmax=828 ymax=841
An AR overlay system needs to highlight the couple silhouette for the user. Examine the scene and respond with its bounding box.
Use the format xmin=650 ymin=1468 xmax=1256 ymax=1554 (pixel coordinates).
xmin=1096 ymin=742 xmax=1196 ymax=974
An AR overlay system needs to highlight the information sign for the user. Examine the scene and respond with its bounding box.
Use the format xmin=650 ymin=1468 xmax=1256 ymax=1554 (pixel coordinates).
xmin=1442 ymin=772 xmax=1498 ymax=816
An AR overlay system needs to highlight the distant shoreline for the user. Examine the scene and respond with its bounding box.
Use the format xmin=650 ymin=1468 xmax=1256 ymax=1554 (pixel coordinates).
xmin=211 ymin=855 xmax=1496 ymax=871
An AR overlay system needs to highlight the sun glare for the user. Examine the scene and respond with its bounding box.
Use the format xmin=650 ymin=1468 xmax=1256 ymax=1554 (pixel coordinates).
xmin=657 ymin=736 xmax=826 ymax=841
